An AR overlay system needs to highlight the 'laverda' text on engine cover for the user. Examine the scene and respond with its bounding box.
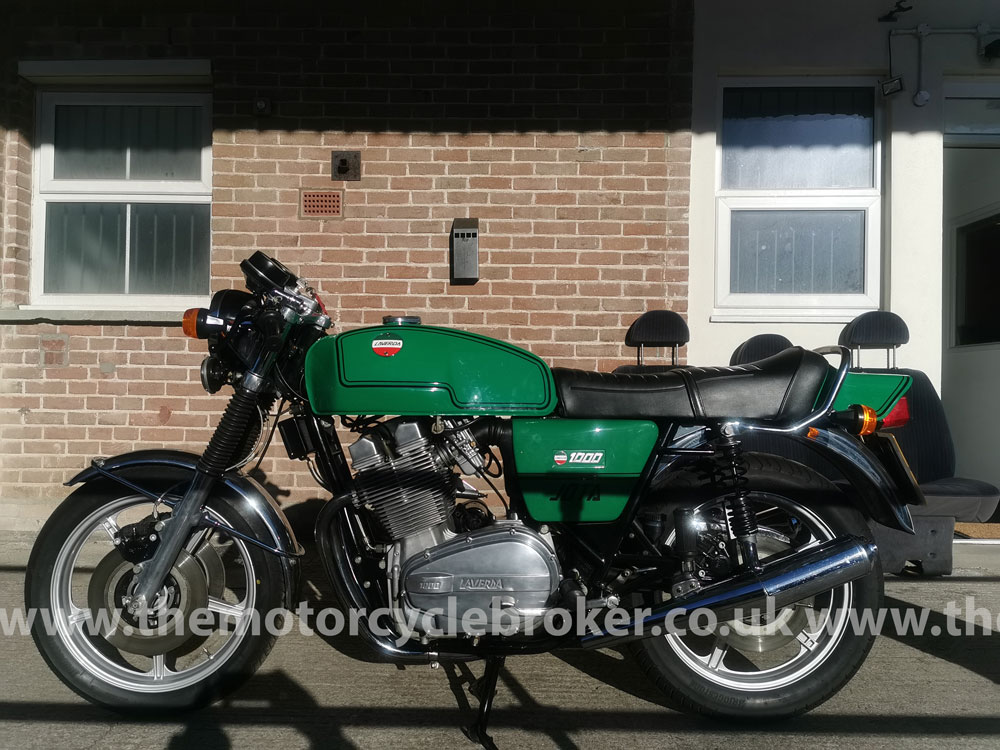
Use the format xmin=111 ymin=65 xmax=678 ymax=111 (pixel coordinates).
xmin=400 ymin=522 xmax=559 ymax=637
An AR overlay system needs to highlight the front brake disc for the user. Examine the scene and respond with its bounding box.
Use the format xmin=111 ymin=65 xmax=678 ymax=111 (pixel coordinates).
xmin=87 ymin=548 xmax=209 ymax=657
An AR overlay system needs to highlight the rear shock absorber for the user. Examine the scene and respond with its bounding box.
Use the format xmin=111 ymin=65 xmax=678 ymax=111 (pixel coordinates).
xmin=718 ymin=426 xmax=762 ymax=572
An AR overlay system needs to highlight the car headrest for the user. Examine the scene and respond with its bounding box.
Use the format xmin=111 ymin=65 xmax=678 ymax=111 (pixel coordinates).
xmin=839 ymin=311 xmax=909 ymax=349
xmin=624 ymin=310 xmax=689 ymax=348
xmin=729 ymin=333 xmax=794 ymax=366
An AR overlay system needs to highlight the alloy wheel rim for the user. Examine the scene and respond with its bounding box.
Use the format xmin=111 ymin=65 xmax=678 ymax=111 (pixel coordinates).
xmin=49 ymin=495 xmax=258 ymax=693
xmin=661 ymin=492 xmax=853 ymax=692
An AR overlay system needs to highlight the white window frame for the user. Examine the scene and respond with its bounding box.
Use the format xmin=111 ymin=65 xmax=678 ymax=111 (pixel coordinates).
xmin=713 ymin=78 xmax=882 ymax=322
xmin=29 ymin=91 xmax=212 ymax=311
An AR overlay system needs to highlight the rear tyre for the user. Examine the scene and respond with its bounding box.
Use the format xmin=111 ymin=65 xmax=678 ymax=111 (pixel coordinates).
xmin=632 ymin=453 xmax=883 ymax=719
xmin=25 ymin=478 xmax=285 ymax=713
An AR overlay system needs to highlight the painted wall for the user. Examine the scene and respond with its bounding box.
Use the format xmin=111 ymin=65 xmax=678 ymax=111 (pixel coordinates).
xmin=942 ymin=147 xmax=1000 ymax=486
xmin=690 ymin=0 xmax=1000 ymax=384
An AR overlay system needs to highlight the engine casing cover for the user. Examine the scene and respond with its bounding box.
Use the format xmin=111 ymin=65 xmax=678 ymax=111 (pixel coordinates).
xmin=399 ymin=521 xmax=559 ymax=637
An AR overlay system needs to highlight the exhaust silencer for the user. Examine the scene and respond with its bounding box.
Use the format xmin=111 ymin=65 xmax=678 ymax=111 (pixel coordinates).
xmin=581 ymin=534 xmax=876 ymax=649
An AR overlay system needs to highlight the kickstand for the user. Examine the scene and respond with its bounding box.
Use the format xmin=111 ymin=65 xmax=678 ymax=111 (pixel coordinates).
xmin=462 ymin=656 xmax=505 ymax=749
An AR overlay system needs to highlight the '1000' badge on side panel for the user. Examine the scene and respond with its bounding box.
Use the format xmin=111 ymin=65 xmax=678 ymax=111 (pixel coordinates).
xmin=553 ymin=451 xmax=605 ymax=468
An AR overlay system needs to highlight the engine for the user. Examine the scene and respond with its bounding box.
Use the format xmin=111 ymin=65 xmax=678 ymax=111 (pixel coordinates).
xmin=346 ymin=418 xmax=561 ymax=640
xmin=347 ymin=418 xmax=460 ymax=541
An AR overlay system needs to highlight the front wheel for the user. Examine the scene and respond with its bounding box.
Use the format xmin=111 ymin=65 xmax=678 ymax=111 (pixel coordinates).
xmin=25 ymin=478 xmax=286 ymax=713
xmin=632 ymin=453 xmax=883 ymax=719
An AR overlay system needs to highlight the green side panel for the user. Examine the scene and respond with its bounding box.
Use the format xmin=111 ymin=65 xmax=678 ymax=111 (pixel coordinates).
xmin=512 ymin=418 xmax=658 ymax=474
xmin=516 ymin=477 xmax=638 ymax=524
xmin=304 ymin=325 xmax=557 ymax=416
xmin=512 ymin=418 xmax=658 ymax=522
xmin=832 ymin=372 xmax=912 ymax=419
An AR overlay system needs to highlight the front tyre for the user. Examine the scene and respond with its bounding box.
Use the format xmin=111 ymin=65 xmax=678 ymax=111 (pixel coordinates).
xmin=633 ymin=453 xmax=883 ymax=719
xmin=25 ymin=479 xmax=286 ymax=713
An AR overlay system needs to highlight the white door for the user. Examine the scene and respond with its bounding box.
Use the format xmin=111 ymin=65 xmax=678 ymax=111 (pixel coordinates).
xmin=942 ymin=87 xmax=1000 ymax=488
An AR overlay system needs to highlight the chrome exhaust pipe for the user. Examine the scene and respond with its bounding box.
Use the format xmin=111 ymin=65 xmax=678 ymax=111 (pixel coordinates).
xmin=580 ymin=535 xmax=876 ymax=649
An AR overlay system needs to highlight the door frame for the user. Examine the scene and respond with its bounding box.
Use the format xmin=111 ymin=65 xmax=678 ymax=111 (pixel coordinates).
xmin=943 ymin=81 xmax=1000 ymax=354
xmin=945 ymin=197 xmax=1000 ymax=352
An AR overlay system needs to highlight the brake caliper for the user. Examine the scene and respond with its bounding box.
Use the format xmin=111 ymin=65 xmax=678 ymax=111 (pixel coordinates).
xmin=114 ymin=515 xmax=168 ymax=564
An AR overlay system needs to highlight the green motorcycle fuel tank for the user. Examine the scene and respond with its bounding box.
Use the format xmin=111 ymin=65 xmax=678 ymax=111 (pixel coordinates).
xmin=304 ymin=321 xmax=656 ymax=523
xmin=304 ymin=322 xmax=558 ymax=416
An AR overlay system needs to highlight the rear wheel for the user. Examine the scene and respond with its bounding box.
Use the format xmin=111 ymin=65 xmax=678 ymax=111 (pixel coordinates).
xmin=632 ymin=453 xmax=883 ymax=719
xmin=25 ymin=480 xmax=285 ymax=713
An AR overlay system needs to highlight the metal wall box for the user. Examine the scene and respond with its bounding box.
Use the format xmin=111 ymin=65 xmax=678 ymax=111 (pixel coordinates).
xmin=450 ymin=218 xmax=479 ymax=285
xmin=331 ymin=151 xmax=361 ymax=181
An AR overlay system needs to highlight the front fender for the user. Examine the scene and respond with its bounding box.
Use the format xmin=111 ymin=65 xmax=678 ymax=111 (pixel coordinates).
xmin=67 ymin=449 xmax=303 ymax=607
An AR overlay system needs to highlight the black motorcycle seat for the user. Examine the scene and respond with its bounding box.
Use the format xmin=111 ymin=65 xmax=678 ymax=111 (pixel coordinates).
xmin=552 ymin=346 xmax=830 ymax=422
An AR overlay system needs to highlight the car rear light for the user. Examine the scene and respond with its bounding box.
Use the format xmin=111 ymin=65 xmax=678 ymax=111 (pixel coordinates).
xmin=881 ymin=396 xmax=910 ymax=429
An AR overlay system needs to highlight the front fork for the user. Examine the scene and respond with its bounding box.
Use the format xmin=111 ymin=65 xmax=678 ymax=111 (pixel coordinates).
xmin=126 ymin=385 xmax=263 ymax=615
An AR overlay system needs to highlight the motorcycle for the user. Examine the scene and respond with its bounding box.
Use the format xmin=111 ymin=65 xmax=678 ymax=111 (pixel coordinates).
xmin=25 ymin=252 xmax=922 ymax=747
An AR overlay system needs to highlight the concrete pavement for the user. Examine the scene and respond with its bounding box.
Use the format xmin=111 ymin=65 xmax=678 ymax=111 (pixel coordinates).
xmin=1 ymin=531 xmax=998 ymax=750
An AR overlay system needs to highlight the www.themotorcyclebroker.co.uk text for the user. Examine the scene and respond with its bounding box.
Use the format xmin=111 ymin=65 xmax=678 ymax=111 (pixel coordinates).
xmin=3 ymin=596 xmax=998 ymax=645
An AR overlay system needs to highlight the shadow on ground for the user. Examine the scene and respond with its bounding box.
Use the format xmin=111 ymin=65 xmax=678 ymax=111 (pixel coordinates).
xmin=882 ymin=595 xmax=1000 ymax=684
xmin=2 ymin=687 xmax=1000 ymax=750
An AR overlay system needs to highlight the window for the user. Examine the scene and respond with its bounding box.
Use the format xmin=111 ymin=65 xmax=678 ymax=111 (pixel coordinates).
xmin=943 ymin=87 xmax=1000 ymax=348
xmin=31 ymin=92 xmax=212 ymax=309
xmin=954 ymin=213 xmax=1000 ymax=346
xmin=714 ymin=82 xmax=881 ymax=320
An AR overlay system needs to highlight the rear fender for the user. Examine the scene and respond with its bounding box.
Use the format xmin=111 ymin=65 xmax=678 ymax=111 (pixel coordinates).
xmin=66 ymin=449 xmax=302 ymax=607
xmin=653 ymin=428 xmax=915 ymax=534
xmin=784 ymin=428 xmax=916 ymax=533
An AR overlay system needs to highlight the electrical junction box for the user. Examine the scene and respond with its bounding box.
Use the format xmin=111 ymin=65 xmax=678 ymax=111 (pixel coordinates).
xmin=450 ymin=218 xmax=479 ymax=285
xmin=331 ymin=151 xmax=361 ymax=181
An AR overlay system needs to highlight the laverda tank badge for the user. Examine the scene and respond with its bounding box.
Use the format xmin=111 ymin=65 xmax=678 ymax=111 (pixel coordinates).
xmin=553 ymin=451 xmax=605 ymax=468
xmin=372 ymin=337 xmax=403 ymax=357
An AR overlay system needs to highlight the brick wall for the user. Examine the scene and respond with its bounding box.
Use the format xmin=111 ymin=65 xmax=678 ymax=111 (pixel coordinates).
xmin=0 ymin=2 xmax=693 ymax=529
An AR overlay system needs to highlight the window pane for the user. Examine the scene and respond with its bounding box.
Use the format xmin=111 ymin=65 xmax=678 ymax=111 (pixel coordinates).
xmin=129 ymin=204 xmax=211 ymax=295
xmin=955 ymin=214 xmax=1000 ymax=345
xmin=43 ymin=203 xmax=126 ymax=293
xmin=130 ymin=106 xmax=203 ymax=180
xmin=53 ymin=105 xmax=127 ymax=179
xmin=944 ymin=98 xmax=1000 ymax=135
xmin=52 ymin=103 xmax=204 ymax=181
xmin=722 ymin=88 xmax=874 ymax=189
xmin=730 ymin=210 xmax=865 ymax=294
